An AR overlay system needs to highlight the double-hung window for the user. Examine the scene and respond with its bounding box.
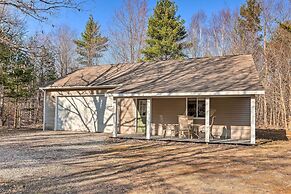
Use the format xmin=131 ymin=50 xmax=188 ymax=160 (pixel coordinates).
xmin=187 ymin=98 xmax=205 ymax=118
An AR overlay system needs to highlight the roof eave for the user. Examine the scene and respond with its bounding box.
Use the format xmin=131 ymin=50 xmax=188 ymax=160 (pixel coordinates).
xmin=107 ymin=90 xmax=265 ymax=98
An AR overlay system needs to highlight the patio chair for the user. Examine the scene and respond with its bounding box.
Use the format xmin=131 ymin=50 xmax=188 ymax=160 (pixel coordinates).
xmin=160 ymin=115 xmax=178 ymax=138
xmin=178 ymin=115 xmax=193 ymax=139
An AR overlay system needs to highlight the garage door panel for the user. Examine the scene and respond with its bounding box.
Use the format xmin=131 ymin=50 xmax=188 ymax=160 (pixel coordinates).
xmin=56 ymin=96 xmax=113 ymax=132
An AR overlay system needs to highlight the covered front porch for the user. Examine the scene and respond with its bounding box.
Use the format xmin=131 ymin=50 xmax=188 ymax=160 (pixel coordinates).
xmin=111 ymin=94 xmax=256 ymax=145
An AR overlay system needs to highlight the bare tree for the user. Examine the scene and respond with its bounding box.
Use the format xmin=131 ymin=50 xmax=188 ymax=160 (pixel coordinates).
xmin=208 ymin=9 xmax=236 ymax=56
xmin=53 ymin=25 xmax=78 ymax=77
xmin=256 ymin=0 xmax=291 ymax=130
xmin=187 ymin=10 xmax=207 ymax=58
xmin=109 ymin=0 xmax=148 ymax=63
xmin=0 ymin=0 xmax=80 ymax=21
xmin=0 ymin=5 xmax=26 ymax=49
xmin=186 ymin=0 xmax=290 ymax=130
xmin=0 ymin=0 xmax=81 ymax=48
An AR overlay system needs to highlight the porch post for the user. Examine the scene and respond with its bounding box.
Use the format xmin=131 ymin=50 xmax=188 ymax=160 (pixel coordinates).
xmin=251 ymin=97 xmax=256 ymax=144
xmin=205 ymin=98 xmax=210 ymax=143
xmin=112 ymin=97 xmax=118 ymax=138
xmin=146 ymin=98 xmax=152 ymax=140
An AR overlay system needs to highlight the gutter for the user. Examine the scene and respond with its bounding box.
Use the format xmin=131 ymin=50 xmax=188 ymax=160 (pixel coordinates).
xmin=107 ymin=90 xmax=265 ymax=98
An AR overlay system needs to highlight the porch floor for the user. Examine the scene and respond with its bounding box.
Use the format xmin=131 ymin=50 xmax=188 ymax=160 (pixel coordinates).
xmin=117 ymin=134 xmax=257 ymax=145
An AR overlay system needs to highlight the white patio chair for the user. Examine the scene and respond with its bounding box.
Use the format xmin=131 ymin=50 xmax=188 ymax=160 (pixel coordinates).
xmin=160 ymin=115 xmax=178 ymax=138
xmin=178 ymin=115 xmax=193 ymax=139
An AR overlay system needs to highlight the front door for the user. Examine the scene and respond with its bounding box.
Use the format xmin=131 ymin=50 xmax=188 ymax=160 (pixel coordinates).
xmin=137 ymin=99 xmax=147 ymax=134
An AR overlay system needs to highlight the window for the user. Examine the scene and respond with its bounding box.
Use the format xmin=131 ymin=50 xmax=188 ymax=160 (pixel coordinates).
xmin=187 ymin=98 xmax=205 ymax=118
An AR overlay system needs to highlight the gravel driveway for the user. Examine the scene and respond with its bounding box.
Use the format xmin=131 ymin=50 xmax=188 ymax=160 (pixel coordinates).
xmin=0 ymin=129 xmax=290 ymax=193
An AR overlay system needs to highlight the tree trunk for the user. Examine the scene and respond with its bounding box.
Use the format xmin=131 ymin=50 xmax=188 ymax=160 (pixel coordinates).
xmin=278 ymin=75 xmax=287 ymax=129
xmin=34 ymin=91 xmax=41 ymax=124
xmin=18 ymin=102 xmax=21 ymax=128
xmin=13 ymin=99 xmax=18 ymax=128
xmin=263 ymin=95 xmax=268 ymax=126
xmin=0 ymin=88 xmax=4 ymax=126
xmin=29 ymin=99 xmax=33 ymax=123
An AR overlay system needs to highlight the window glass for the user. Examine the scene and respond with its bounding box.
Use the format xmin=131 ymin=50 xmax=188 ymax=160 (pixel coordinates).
xmin=187 ymin=99 xmax=196 ymax=117
xmin=187 ymin=98 xmax=205 ymax=118
xmin=197 ymin=100 xmax=205 ymax=117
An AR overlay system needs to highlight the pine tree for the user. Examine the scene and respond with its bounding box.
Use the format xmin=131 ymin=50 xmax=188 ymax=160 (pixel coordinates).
xmin=142 ymin=0 xmax=187 ymax=61
xmin=238 ymin=0 xmax=262 ymax=55
xmin=39 ymin=45 xmax=57 ymax=85
xmin=74 ymin=15 xmax=108 ymax=66
xmin=1 ymin=48 xmax=35 ymax=128
xmin=279 ymin=21 xmax=291 ymax=33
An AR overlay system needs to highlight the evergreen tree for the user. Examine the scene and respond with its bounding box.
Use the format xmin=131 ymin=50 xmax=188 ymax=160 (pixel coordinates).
xmin=74 ymin=15 xmax=108 ymax=66
xmin=28 ymin=35 xmax=57 ymax=87
xmin=142 ymin=0 xmax=187 ymax=61
xmin=38 ymin=44 xmax=57 ymax=85
xmin=3 ymin=52 xmax=34 ymax=100
xmin=238 ymin=0 xmax=262 ymax=55
xmin=0 ymin=46 xmax=35 ymax=128
xmin=279 ymin=21 xmax=291 ymax=33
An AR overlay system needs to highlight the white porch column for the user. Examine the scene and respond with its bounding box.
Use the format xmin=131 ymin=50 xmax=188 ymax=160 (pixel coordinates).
xmin=146 ymin=98 xmax=152 ymax=140
xmin=251 ymin=97 xmax=256 ymax=144
xmin=205 ymin=98 xmax=210 ymax=143
xmin=112 ymin=98 xmax=118 ymax=138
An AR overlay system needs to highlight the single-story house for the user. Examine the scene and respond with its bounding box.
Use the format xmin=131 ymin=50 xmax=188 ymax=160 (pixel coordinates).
xmin=41 ymin=55 xmax=265 ymax=144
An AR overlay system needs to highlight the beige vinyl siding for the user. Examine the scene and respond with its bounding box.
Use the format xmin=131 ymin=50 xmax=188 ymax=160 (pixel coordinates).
xmin=119 ymin=98 xmax=137 ymax=134
xmin=152 ymin=98 xmax=186 ymax=136
xmin=211 ymin=97 xmax=251 ymax=139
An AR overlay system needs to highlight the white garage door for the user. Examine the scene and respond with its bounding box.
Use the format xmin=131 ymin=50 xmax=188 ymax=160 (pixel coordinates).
xmin=56 ymin=95 xmax=113 ymax=132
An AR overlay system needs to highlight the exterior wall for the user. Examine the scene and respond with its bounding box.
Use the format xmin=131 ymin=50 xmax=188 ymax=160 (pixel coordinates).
xmin=119 ymin=98 xmax=137 ymax=134
xmin=44 ymin=91 xmax=252 ymax=140
xmin=150 ymin=97 xmax=251 ymax=139
xmin=44 ymin=89 xmax=113 ymax=133
xmin=210 ymin=97 xmax=251 ymax=139
xmin=152 ymin=98 xmax=186 ymax=136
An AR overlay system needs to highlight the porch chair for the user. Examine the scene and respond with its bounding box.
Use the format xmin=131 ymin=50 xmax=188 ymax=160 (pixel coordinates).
xmin=178 ymin=115 xmax=193 ymax=139
xmin=160 ymin=115 xmax=178 ymax=138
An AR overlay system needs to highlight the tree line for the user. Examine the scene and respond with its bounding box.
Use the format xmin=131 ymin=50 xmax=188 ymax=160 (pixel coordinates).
xmin=0 ymin=0 xmax=290 ymax=130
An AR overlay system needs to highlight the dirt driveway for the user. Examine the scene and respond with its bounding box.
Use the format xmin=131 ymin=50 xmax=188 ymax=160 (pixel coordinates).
xmin=0 ymin=129 xmax=290 ymax=194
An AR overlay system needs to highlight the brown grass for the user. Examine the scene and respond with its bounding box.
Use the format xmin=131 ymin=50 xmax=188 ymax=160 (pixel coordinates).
xmin=0 ymin=129 xmax=290 ymax=193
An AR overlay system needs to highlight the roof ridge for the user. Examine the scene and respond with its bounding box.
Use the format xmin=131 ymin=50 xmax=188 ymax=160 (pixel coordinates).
xmin=81 ymin=54 xmax=252 ymax=68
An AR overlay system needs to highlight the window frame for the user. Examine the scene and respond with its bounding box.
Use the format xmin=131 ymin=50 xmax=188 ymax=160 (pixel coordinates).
xmin=187 ymin=98 xmax=205 ymax=119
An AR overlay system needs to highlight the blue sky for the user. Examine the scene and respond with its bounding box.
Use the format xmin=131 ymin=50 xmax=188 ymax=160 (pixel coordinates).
xmin=25 ymin=0 xmax=246 ymax=63
xmin=27 ymin=0 xmax=245 ymax=36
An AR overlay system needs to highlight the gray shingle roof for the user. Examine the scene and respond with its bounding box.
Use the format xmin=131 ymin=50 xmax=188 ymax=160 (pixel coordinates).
xmin=47 ymin=55 xmax=264 ymax=93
